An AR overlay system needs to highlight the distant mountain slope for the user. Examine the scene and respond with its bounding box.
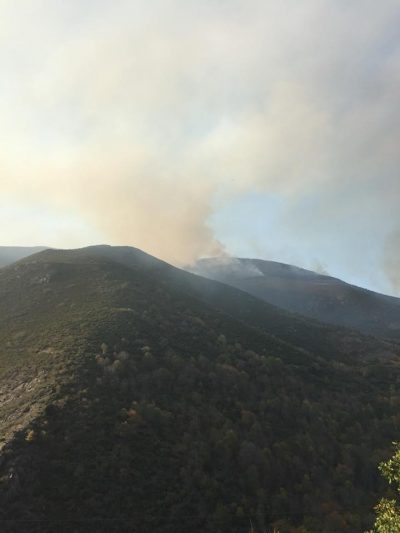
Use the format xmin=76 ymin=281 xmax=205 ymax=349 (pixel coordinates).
xmin=89 ymin=246 xmax=398 ymax=363
xmin=0 ymin=246 xmax=400 ymax=532
xmin=0 ymin=246 xmax=47 ymax=268
xmin=189 ymin=257 xmax=400 ymax=340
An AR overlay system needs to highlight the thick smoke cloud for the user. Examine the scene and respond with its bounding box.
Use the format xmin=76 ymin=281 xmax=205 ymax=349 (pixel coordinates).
xmin=0 ymin=0 xmax=399 ymax=289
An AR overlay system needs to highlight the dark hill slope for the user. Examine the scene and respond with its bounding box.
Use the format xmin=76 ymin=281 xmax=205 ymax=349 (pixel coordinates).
xmin=0 ymin=246 xmax=47 ymax=268
xmin=83 ymin=246 xmax=399 ymax=362
xmin=0 ymin=247 xmax=400 ymax=532
xmin=188 ymin=257 xmax=400 ymax=340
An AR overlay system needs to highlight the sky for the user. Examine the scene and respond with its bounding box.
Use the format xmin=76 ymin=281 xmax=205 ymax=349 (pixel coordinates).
xmin=0 ymin=0 xmax=399 ymax=296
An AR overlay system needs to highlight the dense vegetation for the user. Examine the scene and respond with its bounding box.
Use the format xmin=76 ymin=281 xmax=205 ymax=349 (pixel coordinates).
xmin=0 ymin=246 xmax=400 ymax=532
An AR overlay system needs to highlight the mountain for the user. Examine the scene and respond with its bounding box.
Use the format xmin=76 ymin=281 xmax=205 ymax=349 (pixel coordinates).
xmin=1 ymin=246 xmax=400 ymax=533
xmin=0 ymin=246 xmax=47 ymax=268
xmin=188 ymin=257 xmax=400 ymax=340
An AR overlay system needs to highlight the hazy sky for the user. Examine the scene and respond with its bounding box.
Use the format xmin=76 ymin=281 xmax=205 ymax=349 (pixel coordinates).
xmin=1 ymin=0 xmax=399 ymax=295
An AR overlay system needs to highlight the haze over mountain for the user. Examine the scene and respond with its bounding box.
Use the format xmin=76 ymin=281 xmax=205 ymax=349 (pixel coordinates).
xmin=0 ymin=246 xmax=47 ymax=268
xmin=1 ymin=0 xmax=399 ymax=529
xmin=1 ymin=245 xmax=400 ymax=532
xmin=1 ymin=1 xmax=400 ymax=297
xmin=189 ymin=257 xmax=400 ymax=341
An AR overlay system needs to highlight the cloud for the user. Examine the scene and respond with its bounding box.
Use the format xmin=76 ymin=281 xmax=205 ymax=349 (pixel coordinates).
xmin=0 ymin=0 xmax=399 ymax=281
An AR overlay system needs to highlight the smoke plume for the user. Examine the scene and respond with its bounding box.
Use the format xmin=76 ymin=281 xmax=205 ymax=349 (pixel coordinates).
xmin=0 ymin=0 xmax=399 ymax=285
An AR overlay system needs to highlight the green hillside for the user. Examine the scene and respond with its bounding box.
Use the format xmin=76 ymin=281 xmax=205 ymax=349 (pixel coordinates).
xmin=0 ymin=246 xmax=399 ymax=532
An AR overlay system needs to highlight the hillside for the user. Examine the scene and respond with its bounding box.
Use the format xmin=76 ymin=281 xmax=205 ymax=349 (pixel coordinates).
xmin=0 ymin=246 xmax=400 ymax=532
xmin=0 ymin=246 xmax=47 ymax=268
xmin=189 ymin=257 xmax=400 ymax=340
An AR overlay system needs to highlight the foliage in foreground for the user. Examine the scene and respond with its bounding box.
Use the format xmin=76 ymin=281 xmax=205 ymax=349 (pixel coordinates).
xmin=369 ymin=443 xmax=400 ymax=533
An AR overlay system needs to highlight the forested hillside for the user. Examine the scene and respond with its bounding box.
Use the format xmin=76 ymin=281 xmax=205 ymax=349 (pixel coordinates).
xmin=0 ymin=247 xmax=399 ymax=532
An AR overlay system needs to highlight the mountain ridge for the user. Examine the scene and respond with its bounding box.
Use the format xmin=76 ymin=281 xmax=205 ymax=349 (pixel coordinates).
xmin=0 ymin=246 xmax=48 ymax=268
xmin=188 ymin=256 xmax=400 ymax=340
xmin=1 ymin=245 xmax=399 ymax=532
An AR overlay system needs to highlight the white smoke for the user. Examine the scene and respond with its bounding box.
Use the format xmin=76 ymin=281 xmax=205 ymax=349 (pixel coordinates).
xmin=0 ymin=0 xmax=399 ymax=278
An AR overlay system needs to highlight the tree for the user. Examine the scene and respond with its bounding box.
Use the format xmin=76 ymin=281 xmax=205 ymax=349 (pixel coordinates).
xmin=369 ymin=442 xmax=400 ymax=532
